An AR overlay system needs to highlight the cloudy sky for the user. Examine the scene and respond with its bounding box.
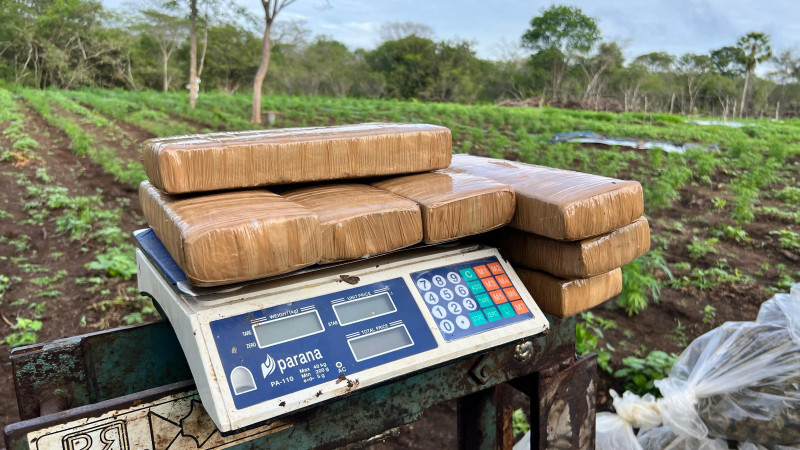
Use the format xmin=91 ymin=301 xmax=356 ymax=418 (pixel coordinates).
xmin=105 ymin=0 xmax=800 ymax=63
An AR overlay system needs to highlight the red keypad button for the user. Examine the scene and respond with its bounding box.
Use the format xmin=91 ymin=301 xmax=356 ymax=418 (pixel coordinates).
xmin=495 ymin=274 xmax=512 ymax=288
xmin=473 ymin=265 xmax=492 ymax=278
xmin=503 ymin=287 xmax=521 ymax=301
xmin=489 ymin=290 xmax=508 ymax=304
xmin=511 ymin=300 xmax=529 ymax=314
xmin=487 ymin=262 xmax=504 ymax=275
xmin=481 ymin=277 xmax=499 ymax=291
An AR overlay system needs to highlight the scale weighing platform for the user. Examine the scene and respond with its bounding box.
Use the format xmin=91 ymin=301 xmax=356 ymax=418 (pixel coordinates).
xmin=135 ymin=229 xmax=550 ymax=433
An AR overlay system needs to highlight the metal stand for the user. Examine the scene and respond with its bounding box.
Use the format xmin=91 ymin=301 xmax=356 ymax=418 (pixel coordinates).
xmin=4 ymin=315 xmax=595 ymax=449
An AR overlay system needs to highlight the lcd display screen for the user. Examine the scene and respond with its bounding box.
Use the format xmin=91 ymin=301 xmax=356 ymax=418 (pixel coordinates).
xmin=253 ymin=310 xmax=324 ymax=348
xmin=348 ymin=325 xmax=414 ymax=361
xmin=334 ymin=293 xmax=397 ymax=326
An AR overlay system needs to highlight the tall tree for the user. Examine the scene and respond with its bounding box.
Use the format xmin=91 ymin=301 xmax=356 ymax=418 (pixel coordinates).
xmin=632 ymin=52 xmax=674 ymax=72
xmin=378 ymin=21 xmax=435 ymax=42
xmin=521 ymin=5 xmax=599 ymax=102
xmin=251 ymin=0 xmax=300 ymax=124
xmin=188 ymin=0 xmax=199 ymax=108
xmin=710 ymin=46 xmax=745 ymax=77
xmin=736 ymin=32 xmax=772 ymax=117
xmin=676 ymin=53 xmax=711 ymax=114
xmin=132 ymin=7 xmax=187 ymax=92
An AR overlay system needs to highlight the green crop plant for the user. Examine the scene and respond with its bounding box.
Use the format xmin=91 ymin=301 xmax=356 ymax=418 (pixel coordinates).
xmin=702 ymin=305 xmax=717 ymax=324
xmin=770 ymin=229 xmax=800 ymax=251
xmin=614 ymin=350 xmax=678 ymax=397
xmin=775 ymin=186 xmax=800 ymax=206
xmin=512 ymin=409 xmax=530 ymax=438
xmin=687 ymin=237 xmax=719 ymax=259
xmin=712 ymin=225 xmax=749 ymax=243
xmin=3 ymin=317 xmax=43 ymax=348
xmin=617 ymin=249 xmax=672 ymax=316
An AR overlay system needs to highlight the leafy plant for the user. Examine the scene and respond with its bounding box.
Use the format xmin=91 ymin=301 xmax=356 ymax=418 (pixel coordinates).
xmin=617 ymin=249 xmax=672 ymax=316
xmin=770 ymin=229 xmax=800 ymax=251
xmin=712 ymin=225 xmax=749 ymax=243
xmin=614 ymin=350 xmax=677 ymax=397
xmin=687 ymin=237 xmax=719 ymax=259
xmin=4 ymin=317 xmax=43 ymax=348
xmin=702 ymin=305 xmax=717 ymax=324
xmin=576 ymin=321 xmax=613 ymax=374
xmin=512 ymin=409 xmax=530 ymax=438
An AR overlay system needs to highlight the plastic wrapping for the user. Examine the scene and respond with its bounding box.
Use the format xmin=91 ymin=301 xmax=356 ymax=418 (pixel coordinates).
xmin=493 ymin=216 xmax=650 ymax=279
xmin=143 ymin=123 xmax=452 ymax=194
xmin=596 ymin=284 xmax=800 ymax=449
xmin=514 ymin=267 xmax=622 ymax=317
xmin=371 ymin=171 xmax=515 ymax=244
xmin=139 ymin=181 xmax=321 ymax=286
xmin=447 ymin=154 xmax=644 ymax=240
xmin=282 ymin=184 xmax=422 ymax=263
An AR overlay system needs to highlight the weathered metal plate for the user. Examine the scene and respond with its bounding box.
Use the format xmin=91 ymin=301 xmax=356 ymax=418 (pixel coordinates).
xmin=11 ymin=382 xmax=288 ymax=450
xmin=7 ymin=316 xmax=578 ymax=450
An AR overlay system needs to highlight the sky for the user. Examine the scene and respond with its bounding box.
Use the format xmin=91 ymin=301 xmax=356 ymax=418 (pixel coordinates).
xmin=104 ymin=0 xmax=800 ymax=64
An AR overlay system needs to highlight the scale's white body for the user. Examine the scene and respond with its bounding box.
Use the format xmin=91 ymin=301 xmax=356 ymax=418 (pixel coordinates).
xmin=137 ymin=241 xmax=549 ymax=433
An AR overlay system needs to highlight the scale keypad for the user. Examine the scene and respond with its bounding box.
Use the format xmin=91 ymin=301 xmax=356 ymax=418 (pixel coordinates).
xmin=410 ymin=256 xmax=534 ymax=341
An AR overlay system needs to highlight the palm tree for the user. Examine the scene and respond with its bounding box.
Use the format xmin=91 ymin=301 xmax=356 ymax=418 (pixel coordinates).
xmin=736 ymin=32 xmax=772 ymax=118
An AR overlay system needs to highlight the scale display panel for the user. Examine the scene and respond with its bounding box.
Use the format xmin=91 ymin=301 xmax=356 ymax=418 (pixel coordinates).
xmin=209 ymin=278 xmax=437 ymax=410
xmin=136 ymin=232 xmax=549 ymax=432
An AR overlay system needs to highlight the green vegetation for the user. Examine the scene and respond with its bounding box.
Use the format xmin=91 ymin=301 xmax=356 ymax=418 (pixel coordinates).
xmin=614 ymin=351 xmax=677 ymax=397
xmin=617 ymin=250 xmax=672 ymax=316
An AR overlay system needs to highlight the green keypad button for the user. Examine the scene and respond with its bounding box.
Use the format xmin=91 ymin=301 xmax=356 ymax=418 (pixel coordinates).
xmin=497 ymin=302 xmax=516 ymax=318
xmin=475 ymin=293 xmax=493 ymax=308
xmin=468 ymin=280 xmax=486 ymax=294
xmin=469 ymin=311 xmax=487 ymax=326
xmin=459 ymin=268 xmax=478 ymax=281
xmin=484 ymin=306 xmax=502 ymax=322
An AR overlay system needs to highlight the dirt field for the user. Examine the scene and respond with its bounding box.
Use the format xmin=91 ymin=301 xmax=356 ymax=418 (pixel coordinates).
xmin=0 ymin=90 xmax=797 ymax=447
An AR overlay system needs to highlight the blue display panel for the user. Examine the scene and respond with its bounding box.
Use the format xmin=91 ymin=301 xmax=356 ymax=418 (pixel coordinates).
xmin=209 ymin=278 xmax=437 ymax=410
xmin=410 ymin=256 xmax=534 ymax=341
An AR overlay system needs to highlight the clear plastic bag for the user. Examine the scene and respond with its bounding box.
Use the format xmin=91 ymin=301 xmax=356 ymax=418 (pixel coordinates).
xmin=596 ymin=284 xmax=800 ymax=449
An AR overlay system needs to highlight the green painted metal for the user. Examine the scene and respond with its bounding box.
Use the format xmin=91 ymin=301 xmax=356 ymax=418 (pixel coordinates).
xmin=11 ymin=320 xmax=191 ymax=420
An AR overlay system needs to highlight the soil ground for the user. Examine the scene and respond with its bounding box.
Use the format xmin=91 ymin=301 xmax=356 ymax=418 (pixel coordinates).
xmin=0 ymin=96 xmax=795 ymax=448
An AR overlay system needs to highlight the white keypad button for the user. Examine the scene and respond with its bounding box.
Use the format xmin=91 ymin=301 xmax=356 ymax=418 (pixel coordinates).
xmin=424 ymin=292 xmax=439 ymax=305
xmin=455 ymin=285 xmax=469 ymax=297
xmin=462 ymin=298 xmax=477 ymax=311
xmin=432 ymin=275 xmax=446 ymax=287
xmin=447 ymin=271 xmax=461 ymax=284
xmin=440 ymin=319 xmax=455 ymax=334
xmin=416 ymin=278 xmax=431 ymax=291
xmin=431 ymin=305 xmax=447 ymax=319
xmin=440 ymin=288 xmax=454 ymax=301
xmin=448 ymin=302 xmax=462 ymax=315
xmin=455 ymin=315 xmax=470 ymax=330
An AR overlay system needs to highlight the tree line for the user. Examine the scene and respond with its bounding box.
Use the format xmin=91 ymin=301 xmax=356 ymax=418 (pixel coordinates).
xmin=2 ymin=1 xmax=800 ymax=119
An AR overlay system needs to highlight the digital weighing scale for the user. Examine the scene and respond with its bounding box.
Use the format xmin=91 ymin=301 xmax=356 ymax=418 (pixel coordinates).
xmin=135 ymin=229 xmax=550 ymax=433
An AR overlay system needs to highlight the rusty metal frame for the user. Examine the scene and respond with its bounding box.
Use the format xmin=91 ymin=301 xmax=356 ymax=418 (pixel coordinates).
xmin=5 ymin=315 xmax=595 ymax=449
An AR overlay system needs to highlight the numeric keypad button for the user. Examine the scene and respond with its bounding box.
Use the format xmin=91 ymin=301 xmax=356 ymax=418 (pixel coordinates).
xmin=431 ymin=305 xmax=447 ymax=319
xmin=455 ymin=315 xmax=470 ymax=329
xmin=447 ymin=302 xmax=463 ymax=315
xmin=440 ymin=319 xmax=455 ymax=334
xmin=416 ymin=278 xmax=431 ymax=291
xmin=447 ymin=271 xmax=461 ymax=283
xmin=440 ymin=288 xmax=454 ymax=301
xmin=462 ymin=298 xmax=477 ymax=311
xmin=455 ymin=285 xmax=469 ymax=297
xmin=424 ymin=291 xmax=439 ymax=305
xmin=432 ymin=275 xmax=446 ymax=287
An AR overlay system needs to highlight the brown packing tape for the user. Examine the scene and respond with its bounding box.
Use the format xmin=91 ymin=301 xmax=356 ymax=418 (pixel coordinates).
xmin=372 ymin=171 xmax=515 ymax=244
xmin=139 ymin=181 xmax=322 ymax=286
xmin=493 ymin=217 xmax=650 ymax=279
xmin=447 ymin=154 xmax=644 ymax=240
xmin=142 ymin=123 xmax=453 ymax=194
xmin=282 ymin=184 xmax=423 ymax=263
xmin=515 ymin=267 xmax=622 ymax=318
